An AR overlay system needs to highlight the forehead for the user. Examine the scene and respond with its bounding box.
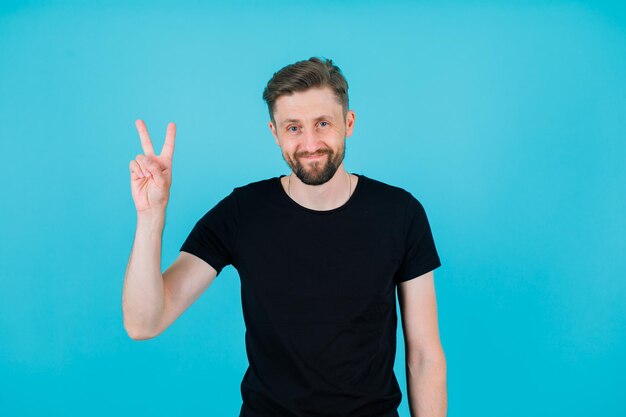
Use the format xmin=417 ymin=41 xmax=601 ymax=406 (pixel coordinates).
xmin=274 ymin=87 xmax=342 ymax=123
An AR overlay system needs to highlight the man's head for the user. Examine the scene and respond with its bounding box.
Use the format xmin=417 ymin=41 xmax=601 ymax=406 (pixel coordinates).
xmin=263 ymin=57 xmax=349 ymax=124
xmin=263 ymin=57 xmax=356 ymax=186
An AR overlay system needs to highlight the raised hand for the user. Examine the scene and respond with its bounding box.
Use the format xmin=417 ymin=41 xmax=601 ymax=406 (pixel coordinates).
xmin=129 ymin=119 xmax=176 ymax=213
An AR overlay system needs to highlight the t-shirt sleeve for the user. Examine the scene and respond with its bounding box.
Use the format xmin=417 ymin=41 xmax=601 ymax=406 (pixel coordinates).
xmin=179 ymin=190 xmax=239 ymax=275
xmin=394 ymin=193 xmax=442 ymax=283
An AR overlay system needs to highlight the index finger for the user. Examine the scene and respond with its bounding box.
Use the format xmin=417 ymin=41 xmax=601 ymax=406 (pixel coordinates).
xmin=135 ymin=119 xmax=156 ymax=156
xmin=160 ymin=122 xmax=176 ymax=159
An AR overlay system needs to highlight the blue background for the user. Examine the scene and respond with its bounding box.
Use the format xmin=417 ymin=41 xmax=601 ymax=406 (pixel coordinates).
xmin=1 ymin=1 xmax=624 ymax=416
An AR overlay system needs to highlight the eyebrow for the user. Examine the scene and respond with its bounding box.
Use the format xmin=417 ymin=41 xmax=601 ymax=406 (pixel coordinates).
xmin=280 ymin=115 xmax=335 ymax=127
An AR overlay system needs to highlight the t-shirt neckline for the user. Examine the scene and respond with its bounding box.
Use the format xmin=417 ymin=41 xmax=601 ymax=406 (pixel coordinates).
xmin=277 ymin=173 xmax=365 ymax=215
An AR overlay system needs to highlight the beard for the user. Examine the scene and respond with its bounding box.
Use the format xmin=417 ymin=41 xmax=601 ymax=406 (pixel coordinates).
xmin=283 ymin=142 xmax=346 ymax=186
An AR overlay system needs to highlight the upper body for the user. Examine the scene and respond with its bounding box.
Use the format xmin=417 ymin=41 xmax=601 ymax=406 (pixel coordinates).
xmin=126 ymin=57 xmax=446 ymax=417
xmin=179 ymin=173 xmax=441 ymax=416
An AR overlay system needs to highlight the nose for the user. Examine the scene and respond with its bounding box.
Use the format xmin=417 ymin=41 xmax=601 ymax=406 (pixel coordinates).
xmin=299 ymin=129 xmax=324 ymax=154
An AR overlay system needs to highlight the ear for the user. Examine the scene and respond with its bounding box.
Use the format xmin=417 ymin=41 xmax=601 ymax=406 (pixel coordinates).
xmin=345 ymin=110 xmax=356 ymax=138
xmin=269 ymin=121 xmax=280 ymax=146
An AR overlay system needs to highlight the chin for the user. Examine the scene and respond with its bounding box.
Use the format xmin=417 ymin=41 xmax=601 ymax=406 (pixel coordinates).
xmin=297 ymin=165 xmax=339 ymax=186
xmin=300 ymin=177 xmax=331 ymax=186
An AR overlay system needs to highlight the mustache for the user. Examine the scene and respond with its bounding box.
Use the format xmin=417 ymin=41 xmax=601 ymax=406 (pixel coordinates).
xmin=295 ymin=149 xmax=332 ymax=158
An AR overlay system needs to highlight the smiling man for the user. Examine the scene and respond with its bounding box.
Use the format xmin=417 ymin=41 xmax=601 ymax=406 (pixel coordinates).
xmin=123 ymin=57 xmax=447 ymax=417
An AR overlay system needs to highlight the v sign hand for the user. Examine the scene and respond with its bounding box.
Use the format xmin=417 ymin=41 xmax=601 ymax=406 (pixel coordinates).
xmin=129 ymin=119 xmax=177 ymax=214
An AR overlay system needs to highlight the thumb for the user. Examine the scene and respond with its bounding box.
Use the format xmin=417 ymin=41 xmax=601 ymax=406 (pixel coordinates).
xmin=144 ymin=156 xmax=167 ymax=188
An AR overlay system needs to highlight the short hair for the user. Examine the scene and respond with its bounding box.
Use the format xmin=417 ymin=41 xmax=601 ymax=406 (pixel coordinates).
xmin=262 ymin=57 xmax=349 ymax=124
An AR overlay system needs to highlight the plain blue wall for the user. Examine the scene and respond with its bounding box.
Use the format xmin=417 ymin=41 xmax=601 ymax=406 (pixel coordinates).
xmin=1 ymin=1 xmax=624 ymax=416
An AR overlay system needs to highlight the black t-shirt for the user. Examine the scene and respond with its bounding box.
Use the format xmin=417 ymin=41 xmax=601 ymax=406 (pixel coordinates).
xmin=180 ymin=174 xmax=441 ymax=417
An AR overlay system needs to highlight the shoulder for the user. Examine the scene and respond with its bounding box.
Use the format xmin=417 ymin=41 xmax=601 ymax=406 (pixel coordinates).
xmin=360 ymin=175 xmax=419 ymax=206
xmin=359 ymin=176 xmax=430 ymax=228
xmin=233 ymin=177 xmax=278 ymax=193
xmin=203 ymin=177 xmax=277 ymax=210
xmin=229 ymin=177 xmax=283 ymax=209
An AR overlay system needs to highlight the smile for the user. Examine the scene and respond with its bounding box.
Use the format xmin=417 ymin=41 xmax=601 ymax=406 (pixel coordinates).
xmin=301 ymin=154 xmax=324 ymax=160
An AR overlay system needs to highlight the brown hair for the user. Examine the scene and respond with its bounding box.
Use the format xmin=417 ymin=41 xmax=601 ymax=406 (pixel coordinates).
xmin=262 ymin=57 xmax=349 ymax=123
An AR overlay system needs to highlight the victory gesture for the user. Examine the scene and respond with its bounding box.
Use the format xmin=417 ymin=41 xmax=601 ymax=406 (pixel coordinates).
xmin=129 ymin=120 xmax=176 ymax=213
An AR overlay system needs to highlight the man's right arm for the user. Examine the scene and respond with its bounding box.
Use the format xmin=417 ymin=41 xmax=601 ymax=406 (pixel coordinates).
xmin=123 ymin=120 xmax=218 ymax=340
xmin=122 ymin=209 xmax=218 ymax=340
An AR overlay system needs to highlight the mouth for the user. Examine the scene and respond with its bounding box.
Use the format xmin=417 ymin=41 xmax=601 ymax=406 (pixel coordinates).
xmin=301 ymin=154 xmax=325 ymax=160
xmin=298 ymin=151 xmax=330 ymax=161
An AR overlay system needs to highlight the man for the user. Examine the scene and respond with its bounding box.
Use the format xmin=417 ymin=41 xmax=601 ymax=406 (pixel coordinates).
xmin=123 ymin=57 xmax=447 ymax=417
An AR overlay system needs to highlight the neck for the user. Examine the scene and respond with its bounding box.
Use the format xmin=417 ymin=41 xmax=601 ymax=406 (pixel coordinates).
xmin=286 ymin=165 xmax=355 ymax=211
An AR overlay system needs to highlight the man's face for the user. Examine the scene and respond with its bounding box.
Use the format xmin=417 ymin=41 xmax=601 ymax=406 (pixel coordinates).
xmin=269 ymin=87 xmax=355 ymax=185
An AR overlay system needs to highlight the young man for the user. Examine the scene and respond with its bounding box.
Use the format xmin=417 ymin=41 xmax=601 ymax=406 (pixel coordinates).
xmin=123 ymin=57 xmax=447 ymax=417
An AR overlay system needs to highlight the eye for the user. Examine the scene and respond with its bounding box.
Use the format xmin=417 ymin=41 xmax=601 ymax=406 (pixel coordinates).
xmin=319 ymin=121 xmax=329 ymax=127
xmin=287 ymin=126 xmax=299 ymax=132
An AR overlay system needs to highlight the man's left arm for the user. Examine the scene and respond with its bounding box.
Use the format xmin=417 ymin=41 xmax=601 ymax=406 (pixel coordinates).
xmin=397 ymin=270 xmax=447 ymax=417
